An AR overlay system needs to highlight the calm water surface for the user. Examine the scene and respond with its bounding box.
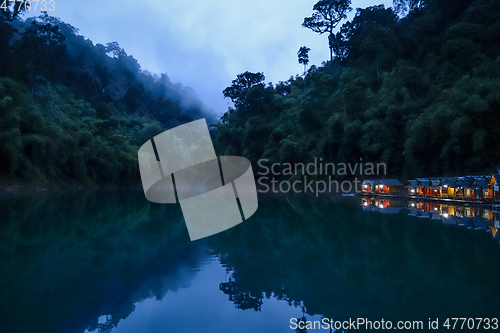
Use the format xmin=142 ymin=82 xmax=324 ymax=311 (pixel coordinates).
xmin=1 ymin=190 xmax=499 ymax=333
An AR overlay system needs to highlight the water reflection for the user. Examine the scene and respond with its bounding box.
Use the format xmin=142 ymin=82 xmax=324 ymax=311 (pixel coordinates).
xmin=0 ymin=190 xmax=208 ymax=333
xmin=210 ymin=194 xmax=500 ymax=327
xmin=0 ymin=191 xmax=499 ymax=333
xmin=361 ymin=196 xmax=500 ymax=242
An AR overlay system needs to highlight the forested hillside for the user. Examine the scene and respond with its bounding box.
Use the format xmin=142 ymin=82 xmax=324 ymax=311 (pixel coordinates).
xmin=213 ymin=0 xmax=500 ymax=179
xmin=0 ymin=12 xmax=214 ymax=187
xmin=1 ymin=0 xmax=499 ymax=188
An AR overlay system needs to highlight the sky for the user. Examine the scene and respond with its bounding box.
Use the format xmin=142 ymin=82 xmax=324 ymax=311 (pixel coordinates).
xmin=26 ymin=0 xmax=392 ymax=117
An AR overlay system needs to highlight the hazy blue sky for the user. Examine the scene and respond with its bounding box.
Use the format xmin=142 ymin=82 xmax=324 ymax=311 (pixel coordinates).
xmin=28 ymin=0 xmax=392 ymax=116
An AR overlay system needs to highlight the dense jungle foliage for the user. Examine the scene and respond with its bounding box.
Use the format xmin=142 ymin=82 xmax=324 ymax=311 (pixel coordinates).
xmin=1 ymin=0 xmax=499 ymax=187
xmin=213 ymin=0 xmax=500 ymax=180
xmin=0 ymin=12 xmax=213 ymax=186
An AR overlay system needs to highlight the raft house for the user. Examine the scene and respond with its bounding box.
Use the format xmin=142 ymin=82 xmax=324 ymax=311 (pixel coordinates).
xmin=361 ymin=169 xmax=500 ymax=203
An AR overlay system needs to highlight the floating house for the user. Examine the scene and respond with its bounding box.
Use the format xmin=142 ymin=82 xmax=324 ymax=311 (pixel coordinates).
xmin=454 ymin=177 xmax=473 ymax=199
xmin=429 ymin=177 xmax=442 ymax=197
xmin=364 ymin=168 xmax=500 ymax=202
xmin=472 ymin=176 xmax=493 ymax=200
xmin=407 ymin=180 xmax=420 ymax=196
xmin=362 ymin=179 xmax=403 ymax=194
xmin=374 ymin=179 xmax=403 ymax=194
xmin=440 ymin=177 xmax=457 ymax=198
xmin=361 ymin=180 xmax=379 ymax=194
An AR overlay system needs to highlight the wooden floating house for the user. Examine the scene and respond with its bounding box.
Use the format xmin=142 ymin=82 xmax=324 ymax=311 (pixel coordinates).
xmin=362 ymin=179 xmax=403 ymax=195
xmin=405 ymin=173 xmax=499 ymax=202
xmin=363 ymin=169 xmax=500 ymax=202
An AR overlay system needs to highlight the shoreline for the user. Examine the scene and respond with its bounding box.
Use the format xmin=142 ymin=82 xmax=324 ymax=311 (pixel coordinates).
xmin=0 ymin=180 xmax=142 ymax=194
xmin=360 ymin=192 xmax=500 ymax=208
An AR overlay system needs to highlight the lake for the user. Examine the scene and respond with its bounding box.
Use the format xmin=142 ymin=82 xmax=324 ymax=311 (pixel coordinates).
xmin=0 ymin=190 xmax=499 ymax=332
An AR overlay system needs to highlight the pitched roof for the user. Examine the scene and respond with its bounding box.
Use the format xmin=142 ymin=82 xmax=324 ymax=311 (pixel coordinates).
xmin=440 ymin=177 xmax=457 ymax=187
xmin=472 ymin=177 xmax=490 ymax=189
xmin=455 ymin=177 xmax=472 ymax=187
xmin=408 ymin=180 xmax=419 ymax=187
xmin=429 ymin=177 xmax=442 ymax=187
xmin=378 ymin=179 xmax=403 ymax=186
xmin=417 ymin=178 xmax=431 ymax=187
xmin=362 ymin=179 xmax=380 ymax=186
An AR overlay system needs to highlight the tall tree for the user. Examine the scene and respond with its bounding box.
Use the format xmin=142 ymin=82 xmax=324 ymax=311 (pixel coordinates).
xmin=297 ymin=46 xmax=311 ymax=75
xmin=222 ymin=71 xmax=265 ymax=109
xmin=302 ymin=0 xmax=352 ymax=63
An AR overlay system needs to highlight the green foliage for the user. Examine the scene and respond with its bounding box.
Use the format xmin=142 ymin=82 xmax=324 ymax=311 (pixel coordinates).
xmin=222 ymin=71 xmax=265 ymax=110
xmin=0 ymin=14 xmax=211 ymax=186
xmin=215 ymin=0 xmax=500 ymax=179
xmin=303 ymin=0 xmax=352 ymax=62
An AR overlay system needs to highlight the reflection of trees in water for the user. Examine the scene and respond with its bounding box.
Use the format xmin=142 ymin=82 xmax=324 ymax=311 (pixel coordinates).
xmin=94 ymin=315 xmax=114 ymax=333
xmin=219 ymin=278 xmax=263 ymax=311
xmin=209 ymin=194 xmax=500 ymax=324
xmin=0 ymin=190 xmax=207 ymax=333
xmin=295 ymin=315 xmax=308 ymax=333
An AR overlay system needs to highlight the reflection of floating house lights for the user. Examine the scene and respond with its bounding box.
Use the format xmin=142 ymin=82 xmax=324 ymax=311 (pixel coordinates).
xmin=443 ymin=213 xmax=449 ymax=218
xmin=434 ymin=207 xmax=438 ymax=211
xmin=379 ymin=204 xmax=384 ymax=208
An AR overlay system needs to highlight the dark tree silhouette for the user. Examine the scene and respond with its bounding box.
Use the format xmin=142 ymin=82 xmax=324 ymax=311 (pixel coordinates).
xmin=302 ymin=0 xmax=352 ymax=63
xmin=298 ymin=46 xmax=311 ymax=75
xmin=222 ymin=71 xmax=265 ymax=109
